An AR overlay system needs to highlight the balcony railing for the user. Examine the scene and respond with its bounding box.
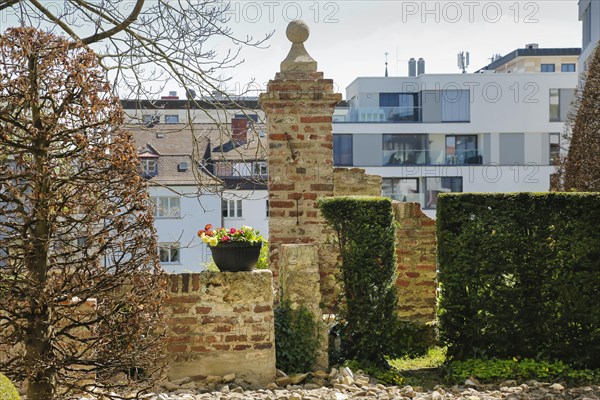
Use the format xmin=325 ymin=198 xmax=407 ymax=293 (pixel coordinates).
xmin=383 ymin=149 xmax=483 ymax=166
xmin=445 ymin=150 xmax=482 ymax=165
xmin=347 ymin=107 xmax=422 ymax=123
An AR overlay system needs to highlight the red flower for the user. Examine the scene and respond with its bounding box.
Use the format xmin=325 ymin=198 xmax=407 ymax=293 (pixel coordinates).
xmin=230 ymin=228 xmax=236 ymax=234
xmin=205 ymin=223 xmax=212 ymax=231
xmin=197 ymin=229 xmax=205 ymax=237
xmin=222 ymin=235 xmax=230 ymax=242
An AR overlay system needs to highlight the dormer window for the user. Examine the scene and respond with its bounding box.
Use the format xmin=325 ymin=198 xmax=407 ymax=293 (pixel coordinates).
xmin=140 ymin=158 xmax=158 ymax=178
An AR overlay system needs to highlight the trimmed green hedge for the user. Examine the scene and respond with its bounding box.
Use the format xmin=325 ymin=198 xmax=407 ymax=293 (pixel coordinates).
xmin=0 ymin=373 xmax=19 ymax=400
xmin=318 ymin=196 xmax=398 ymax=366
xmin=437 ymin=193 xmax=600 ymax=368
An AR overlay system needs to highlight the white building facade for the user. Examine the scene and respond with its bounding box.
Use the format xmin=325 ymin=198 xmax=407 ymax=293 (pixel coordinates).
xmin=579 ymin=0 xmax=600 ymax=72
xmin=125 ymin=98 xmax=268 ymax=273
xmin=333 ymin=69 xmax=578 ymax=218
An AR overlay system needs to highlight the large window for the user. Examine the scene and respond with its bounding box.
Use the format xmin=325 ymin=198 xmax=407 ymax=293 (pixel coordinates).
xmin=151 ymin=196 xmax=180 ymax=218
xmin=541 ymin=64 xmax=556 ymax=73
xmin=549 ymin=89 xmax=560 ymax=122
xmin=223 ymin=199 xmax=242 ymax=218
xmin=382 ymin=178 xmax=419 ymax=202
xmin=159 ymin=243 xmax=180 ymax=264
xmin=441 ymin=90 xmax=470 ymax=122
xmin=383 ymin=134 xmax=428 ymax=165
xmin=550 ymin=133 xmax=560 ymax=165
xmin=424 ymin=177 xmax=462 ymax=209
xmin=561 ymin=63 xmax=576 ymax=72
xmin=333 ymin=134 xmax=353 ymax=166
xmin=445 ymin=135 xmax=481 ymax=165
xmin=379 ymin=93 xmax=420 ymax=121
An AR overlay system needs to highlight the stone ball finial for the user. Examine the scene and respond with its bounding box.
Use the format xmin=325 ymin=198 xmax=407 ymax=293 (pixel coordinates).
xmin=286 ymin=20 xmax=309 ymax=43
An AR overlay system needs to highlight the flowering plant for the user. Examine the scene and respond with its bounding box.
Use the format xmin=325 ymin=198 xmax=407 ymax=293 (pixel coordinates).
xmin=198 ymin=224 xmax=264 ymax=247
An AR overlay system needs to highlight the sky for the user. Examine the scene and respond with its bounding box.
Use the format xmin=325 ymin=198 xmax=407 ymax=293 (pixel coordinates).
xmin=0 ymin=1 xmax=583 ymax=99
xmin=218 ymin=0 xmax=583 ymax=98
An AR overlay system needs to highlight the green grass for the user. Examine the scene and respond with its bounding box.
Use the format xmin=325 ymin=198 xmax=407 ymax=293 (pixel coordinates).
xmin=389 ymin=346 xmax=447 ymax=389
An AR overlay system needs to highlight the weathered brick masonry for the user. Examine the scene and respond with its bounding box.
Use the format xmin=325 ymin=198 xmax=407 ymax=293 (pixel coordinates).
xmin=394 ymin=203 xmax=437 ymax=322
xmin=164 ymin=270 xmax=276 ymax=384
xmin=259 ymin=21 xmax=341 ymax=304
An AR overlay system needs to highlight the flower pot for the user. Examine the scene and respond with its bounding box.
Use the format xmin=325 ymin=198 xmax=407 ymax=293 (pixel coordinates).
xmin=210 ymin=242 xmax=262 ymax=272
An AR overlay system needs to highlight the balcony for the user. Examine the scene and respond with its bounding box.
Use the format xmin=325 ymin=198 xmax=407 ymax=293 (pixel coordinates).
xmin=347 ymin=107 xmax=422 ymax=123
xmin=383 ymin=148 xmax=483 ymax=166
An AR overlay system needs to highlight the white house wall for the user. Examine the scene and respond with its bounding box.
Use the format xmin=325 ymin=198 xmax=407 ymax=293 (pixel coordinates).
xmin=149 ymin=185 xmax=221 ymax=273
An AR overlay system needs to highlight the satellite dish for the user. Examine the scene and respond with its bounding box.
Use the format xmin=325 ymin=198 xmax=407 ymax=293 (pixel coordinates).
xmin=185 ymin=88 xmax=197 ymax=100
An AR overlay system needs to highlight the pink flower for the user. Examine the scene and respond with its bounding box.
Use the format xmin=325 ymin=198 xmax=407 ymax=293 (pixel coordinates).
xmin=230 ymin=228 xmax=236 ymax=234
xmin=222 ymin=235 xmax=230 ymax=242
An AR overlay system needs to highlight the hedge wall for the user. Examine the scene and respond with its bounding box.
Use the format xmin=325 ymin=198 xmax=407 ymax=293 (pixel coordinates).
xmin=318 ymin=196 xmax=398 ymax=366
xmin=437 ymin=193 xmax=600 ymax=368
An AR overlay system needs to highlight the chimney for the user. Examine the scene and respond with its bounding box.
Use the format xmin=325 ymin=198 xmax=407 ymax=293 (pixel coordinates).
xmin=231 ymin=117 xmax=249 ymax=143
xmin=408 ymin=58 xmax=416 ymax=77
xmin=417 ymin=58 xmax=425 ymax=75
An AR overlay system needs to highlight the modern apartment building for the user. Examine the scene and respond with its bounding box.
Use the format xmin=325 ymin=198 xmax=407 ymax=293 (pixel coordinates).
xmin=125 ymin=96 xmax=268 ymax=273
xmin=333 ymin=48 xmax=579 ymax=218
xmin=579 ymin=0 xmax=600 ymax=72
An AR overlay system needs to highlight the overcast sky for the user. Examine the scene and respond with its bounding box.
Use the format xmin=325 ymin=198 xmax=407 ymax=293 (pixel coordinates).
xmin=220 ymin=0 xmax=582 ymax=98
xmin=0 ymin=1 xmax=583 ymax=99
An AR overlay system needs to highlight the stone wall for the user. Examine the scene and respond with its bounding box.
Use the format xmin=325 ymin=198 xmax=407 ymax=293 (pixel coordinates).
xmin=333 ymin=168 xmax=382 ymax=197
xmin=279 ymin=244 xmax=329 ymax=370
xmin=164 ymin=271 xmax=276 ymax=385
xmin=393 ymin=202 xmax=437 ymax=323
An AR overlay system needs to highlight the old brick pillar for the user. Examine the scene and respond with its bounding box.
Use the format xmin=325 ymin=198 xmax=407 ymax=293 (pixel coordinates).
xmin=259 ymin=20 xmax=342 ymax=292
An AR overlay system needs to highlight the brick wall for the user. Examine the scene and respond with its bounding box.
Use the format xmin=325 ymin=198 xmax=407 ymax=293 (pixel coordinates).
xmin=333 ymin=168 xmax=382 ymax=197
xmin=164 ymin=270 xmax=276 ymax=384
xmin=393 ymin=202 xmax=437 ymax=323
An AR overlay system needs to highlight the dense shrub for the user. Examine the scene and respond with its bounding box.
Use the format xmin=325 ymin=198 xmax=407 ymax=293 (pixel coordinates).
xmin=274 ymin=299 xmax=320 ymax=374
xmin=437 ymin=193 xmax=600 ymax=368
xmin=0 ymin=373 xmax=19 ymax=400
xmin=318 ymin=196 xmax=398 ymax=367
xmin=446 ymin=358 xmax=600 ymax=385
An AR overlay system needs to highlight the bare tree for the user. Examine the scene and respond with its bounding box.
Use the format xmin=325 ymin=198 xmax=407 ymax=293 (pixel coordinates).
xmin=0 ymin=27 xmax=166 ymax=400
xmin=556 ymin=44 xmax=600 ymax=191
xmin=0 ymin=0 xmax=271 ymax=100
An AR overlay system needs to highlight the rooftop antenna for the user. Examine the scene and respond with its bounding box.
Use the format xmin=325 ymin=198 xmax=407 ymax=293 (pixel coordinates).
xmin=457 ymin=51 xmax=470 ymax=74
xmin=384 ymin=51 xmax=389 ymax=77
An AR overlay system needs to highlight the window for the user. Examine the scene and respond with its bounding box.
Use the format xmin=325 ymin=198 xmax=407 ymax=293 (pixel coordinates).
xmin=165 ymin=114 xmax=179 ymax=123
xmin=383 ymin=134 xmax=428 ymax=165
xmin=445 ymin=135 xmax=481 ymax=165
xmin=142 ymin=114 xmax=159 ymax=127
xmin=151 ymin=196 xmax=180 ymax=218
xmin=583 ymin=5 xmax=592 ymax=47
xmin=549 ymin=89 xmax=560 ymax=122
xmin=382 ymin=178 xmax=419 ymax=202
xmin=561 ymin=63 xmax=576 ymax=72
xmin=333 ymin=134 xmax=353 ymax=166
xmin=379 ymin=93 xmax=419 ymax=121
xmin=253 ymin=161 xmax=267 ymax=176
xmin=159 ymin=243 xmax=180 ymax=264
xmin=140 ymin=158 xmax=158 ymax=177
xmin=424 ymin=177 xmax=462 ymax=209
xmin=223 ymin=199 xmax=242 ymax=218
xmin=441 ymin=90 xmax=470 ymax=122
xmin=541 ymin=64 xmax=555 ymax=72
xmin=550 ymin=133 xmax=560 ymax=165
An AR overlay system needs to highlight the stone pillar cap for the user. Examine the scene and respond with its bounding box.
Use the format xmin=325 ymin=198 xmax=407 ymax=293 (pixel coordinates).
xmin=280 ymin=20 xmax=317 ymax=73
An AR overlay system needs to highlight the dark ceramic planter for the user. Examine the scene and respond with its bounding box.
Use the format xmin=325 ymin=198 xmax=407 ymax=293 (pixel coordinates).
xmin=210 ymin=241 xmax=262 ymax=272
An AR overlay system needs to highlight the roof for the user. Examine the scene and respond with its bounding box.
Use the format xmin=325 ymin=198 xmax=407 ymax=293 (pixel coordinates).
xmin=121 ymin=98 xmax=260 ymax=110
xmin=479 ymin=47 xmax=582 ymax=71
xmin=128 ymin=123 xmax=267 ymax=186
